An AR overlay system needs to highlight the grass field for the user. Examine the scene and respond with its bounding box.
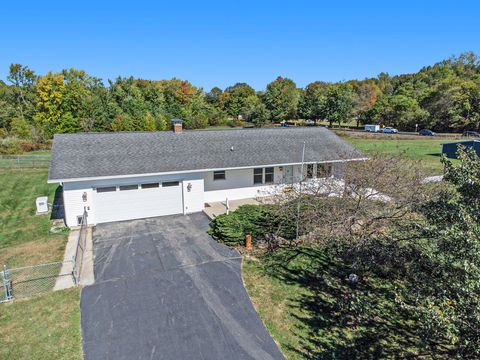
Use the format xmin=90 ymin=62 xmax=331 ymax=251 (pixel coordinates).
xmin=0 ymin=168 xmax=67 ymax=267
xmin=0 ymin=287 xmax=82 ymax=360
xmin=338 ymin=132 xmax=454 ymax=174
xmin=243 ymin=249 xmax=424 ymax=359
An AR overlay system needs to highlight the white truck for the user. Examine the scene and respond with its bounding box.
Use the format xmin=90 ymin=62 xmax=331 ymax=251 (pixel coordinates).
xmin=364 ymin=124 xmax=380 ymax=133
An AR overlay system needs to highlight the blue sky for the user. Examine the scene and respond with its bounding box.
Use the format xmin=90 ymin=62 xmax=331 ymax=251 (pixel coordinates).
xmin=1 ymin=0 xmax=479 ymax=90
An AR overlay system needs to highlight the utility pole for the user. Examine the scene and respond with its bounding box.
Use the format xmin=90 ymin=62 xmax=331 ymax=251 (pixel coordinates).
xmin=296 ymin=141 xmax=306 ymax=241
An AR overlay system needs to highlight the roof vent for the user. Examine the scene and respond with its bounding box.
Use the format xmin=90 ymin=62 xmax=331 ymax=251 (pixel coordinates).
xmin=230 ymin=146 xmax=234 ymax=151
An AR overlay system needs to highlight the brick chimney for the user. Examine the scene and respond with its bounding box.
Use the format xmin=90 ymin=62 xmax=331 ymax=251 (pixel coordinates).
xmin=171 ymin=118 xmax=183 ymax=133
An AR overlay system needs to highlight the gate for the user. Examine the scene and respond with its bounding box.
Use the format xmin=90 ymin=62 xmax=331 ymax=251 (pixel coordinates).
xmin=1 ymin=261 xmax=74 ymax=301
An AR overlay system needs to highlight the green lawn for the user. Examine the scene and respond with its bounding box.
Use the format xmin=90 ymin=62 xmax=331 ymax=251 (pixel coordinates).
xmin=338 ymin=132 xmax=454 ymax=174
xmin=243 ymin=249 xmax=425 ymax=359
xmin=0 ymin=288 xmax=82 ymax=360
xmin=0 ymin=168 xmax=81 ymax=359
xmin=0 ymin=168 xmax=67 ymax=267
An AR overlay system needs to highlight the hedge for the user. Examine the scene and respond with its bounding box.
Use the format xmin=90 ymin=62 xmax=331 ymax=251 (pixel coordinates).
xmin=208 ymin=204 xmax=296 ymax=246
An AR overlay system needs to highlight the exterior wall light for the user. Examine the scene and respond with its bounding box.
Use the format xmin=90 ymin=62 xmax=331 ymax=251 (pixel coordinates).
xmin=82 ymin=192 xmax=88 ymax=202
xmin=187 ymin=183 xmax=192 ymax=192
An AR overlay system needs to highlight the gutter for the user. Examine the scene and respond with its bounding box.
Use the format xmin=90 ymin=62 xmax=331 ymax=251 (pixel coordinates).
xmin=47 ymin=157 xmax=369 ymax=184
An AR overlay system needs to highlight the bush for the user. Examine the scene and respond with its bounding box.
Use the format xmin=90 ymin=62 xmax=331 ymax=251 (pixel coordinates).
xmin=208 ymin=204 xmax=296 ymax=246
xmin=0 ymin=137 xmax=50 ymax=154
xmin=0 ymin=137 xmax=23 ymax=154
xmin=19 ymin=141 xmax=48 ymax=152
xmin=0 ymin=128 xmax=8 ymax=138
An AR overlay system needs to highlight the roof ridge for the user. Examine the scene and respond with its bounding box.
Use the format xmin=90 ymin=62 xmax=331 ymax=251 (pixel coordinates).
xmin=54 ymin=126 xmax=329 ymax=137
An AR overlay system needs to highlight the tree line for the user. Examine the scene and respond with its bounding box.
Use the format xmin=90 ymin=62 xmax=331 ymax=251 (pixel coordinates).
xmin=1 ymin=52 xmax=479 ymax=141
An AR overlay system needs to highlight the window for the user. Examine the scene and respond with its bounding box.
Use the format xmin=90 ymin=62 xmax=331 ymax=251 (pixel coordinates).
xmin=306 ymin=164 xmax=314 ymax=179
xmin=265 ymin=167 xmax=274 ymax=184
xmin=96 ymin=186 xmax=117 ymax=193
xmin=162 ymin=181 xmax=179 ymax=187
xmin=317 ymin=163 xmax=332 ymax=178
xmin=119 ymin=184 xmax=138 ymax=191
xmin=141 ymin=183 xmax=159 ymax=189
xmin=253 ymin=168 xmax=263 ymax=184
xmin=213 ymin=170 xmax=226 ymax=181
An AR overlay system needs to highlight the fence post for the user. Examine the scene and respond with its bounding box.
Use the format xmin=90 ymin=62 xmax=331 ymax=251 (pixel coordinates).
xmin=71 ymin=255 xmax=78 ymax=285
xmin=2 ymin=265 xmax=13 ymax=301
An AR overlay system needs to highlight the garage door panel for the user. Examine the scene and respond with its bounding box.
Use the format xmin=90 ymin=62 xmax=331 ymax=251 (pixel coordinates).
xmin=94 ymin=184 xmax=183 ymax=224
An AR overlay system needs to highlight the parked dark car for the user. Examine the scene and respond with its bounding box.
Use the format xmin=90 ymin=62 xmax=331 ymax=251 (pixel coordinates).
xmin=419 ymin=129 xmax=435 ymax=136
xmin=462 ymin=131 xmax=480 ymax=137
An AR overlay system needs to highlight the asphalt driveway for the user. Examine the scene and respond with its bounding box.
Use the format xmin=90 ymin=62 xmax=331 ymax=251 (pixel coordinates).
xmin=81 ymin=213 xmax=284 ymax=360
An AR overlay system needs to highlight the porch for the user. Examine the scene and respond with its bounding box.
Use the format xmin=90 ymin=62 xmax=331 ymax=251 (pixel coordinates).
xmin=203 ymin=198 xmax=263 ymax=219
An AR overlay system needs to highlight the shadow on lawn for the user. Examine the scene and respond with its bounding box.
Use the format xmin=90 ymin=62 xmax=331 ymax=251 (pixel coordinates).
xmin=261 ymin=248 xmax=423 ymax=359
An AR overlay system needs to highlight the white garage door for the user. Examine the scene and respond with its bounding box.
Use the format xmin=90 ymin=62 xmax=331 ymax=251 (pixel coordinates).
xmin=94 ymin=181 xmax=183 ymax=224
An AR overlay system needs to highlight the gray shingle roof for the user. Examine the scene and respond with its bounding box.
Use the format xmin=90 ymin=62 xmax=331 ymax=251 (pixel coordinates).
xmin=48 ymin=127 xmax=363 ymax=182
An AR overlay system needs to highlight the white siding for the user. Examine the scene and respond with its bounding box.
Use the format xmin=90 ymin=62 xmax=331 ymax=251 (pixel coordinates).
xmin=182 ymin=178 xmax=204 ymax=213
xmin=203 ymin=163 xmax=342 ymax=203
xmin=63 ymin=184 xmax=95 ymax=227
xmin=203 ymin=166 xmax=288 ymax=203
xmin=62 ymin=172 xmax=204 ymax=227
xmin=61 ymin=162 xmax=345 ymax=226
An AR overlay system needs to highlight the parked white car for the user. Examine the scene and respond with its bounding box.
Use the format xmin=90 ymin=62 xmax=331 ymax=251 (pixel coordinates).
xmin=381 ymin=127 xmax=398 ymax=134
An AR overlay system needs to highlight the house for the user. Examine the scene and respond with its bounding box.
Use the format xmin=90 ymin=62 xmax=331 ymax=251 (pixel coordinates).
xmin=441 ymin=140 xmax=480 ymax=159
xmin=48 ymin=121 xmax=365 ymax=227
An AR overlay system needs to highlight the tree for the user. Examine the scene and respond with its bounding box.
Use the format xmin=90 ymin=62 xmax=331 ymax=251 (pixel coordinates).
xmin=33 ymin=71 xmax=67 ymax=136
xmin=155 ymin=113 xmax=168 ymax=130
xmin=412 ymin=149 xmax=480 ymax=357
xmin=268 ymin=149 xmax=480 ymax=357
xmin=56 ymin=112 xmax=80 ymax=133
xmin=264 ymin=77 xmax=300 ymax=122
xmin=10 ymin=116 xmax=31 ymax=138
xmin=245 ymin=101 xmax=270 ymax=127
xmin=322 ymin=84 xmax=354 ymax=127
xmin=6 ymin=64 xmax=37 ymax=122
xmin=352 ymin=81 xmax=380 ymax=127
xmin=301 ymin=81 xmax=328 ymax=122
xmin=141 ymin=112 xmax=156 ymax=131
xmin=219 ymin=83 xmax=257 ymax=119
xmin=0 ymin=80 xmax=17 ymax=130
xmin=206 ymin=87 xmax=223 ymax=105
xmin=423 ymin=78 xmax=480 ymax=131
xmin=367 ymin=94 xmax=428 ymax=130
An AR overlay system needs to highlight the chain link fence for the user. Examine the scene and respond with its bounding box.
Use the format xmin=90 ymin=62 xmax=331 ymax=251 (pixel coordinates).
xmin=0 ymin=154 xmax=50 ymax=169
xmin=72 ymin=210 xmax=88 ymax=284
xmin=1 ymin=262 xmax=74 ymax=301
xmin=1 ymin=211 xmax=88 ymax=302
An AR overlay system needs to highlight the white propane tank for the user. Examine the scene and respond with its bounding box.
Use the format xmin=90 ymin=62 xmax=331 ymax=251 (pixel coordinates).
xmin=36 ymin=196 xmax=49 ymax=214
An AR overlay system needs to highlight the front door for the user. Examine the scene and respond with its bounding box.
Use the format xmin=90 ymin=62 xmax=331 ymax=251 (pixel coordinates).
xmin=283 ymin=165 xmax=294 ymax=183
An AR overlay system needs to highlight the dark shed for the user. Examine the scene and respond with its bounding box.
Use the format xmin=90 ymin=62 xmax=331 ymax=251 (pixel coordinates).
xmin=441 ymin=140 xmax=480 ymax=159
